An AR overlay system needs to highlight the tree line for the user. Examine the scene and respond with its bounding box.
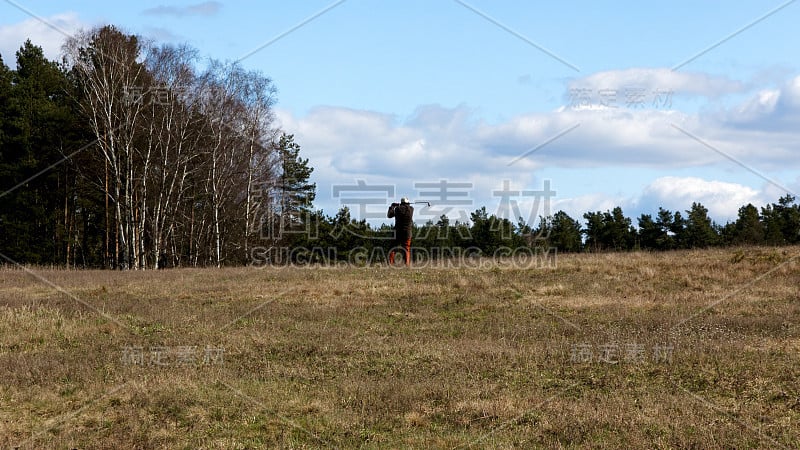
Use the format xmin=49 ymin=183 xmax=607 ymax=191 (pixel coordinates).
xmin=540 ymin=197 xmax=800 ymax=252
xmin=263 ymin=195 xmax=800 ymax=266
xmin=0 ymin=27 xmax=313 ymax=269
xmin=2 ymin=29 xmax=798 ymax=269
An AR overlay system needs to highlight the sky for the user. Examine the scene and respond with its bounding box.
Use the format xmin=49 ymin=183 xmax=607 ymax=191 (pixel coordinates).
xmin=2 ymin=0 xmax=800 ymax=227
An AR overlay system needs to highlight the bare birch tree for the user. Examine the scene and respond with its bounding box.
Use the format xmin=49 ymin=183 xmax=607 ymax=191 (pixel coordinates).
xmin=64 ymin=28 xmax=281 ymax=268
xmin=64 ymin=25 xmax=148 ymax=269
xmin=143 ymin=44 xmax=204 ymax=268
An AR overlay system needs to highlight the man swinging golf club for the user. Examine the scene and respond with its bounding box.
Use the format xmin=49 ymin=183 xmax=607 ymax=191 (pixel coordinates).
xmin=387 ymin=197 xmax=414 ymax=266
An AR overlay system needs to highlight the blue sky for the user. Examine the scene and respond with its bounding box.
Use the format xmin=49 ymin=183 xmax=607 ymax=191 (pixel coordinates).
xmin=2 ymin=1 xmax=800 ymax=226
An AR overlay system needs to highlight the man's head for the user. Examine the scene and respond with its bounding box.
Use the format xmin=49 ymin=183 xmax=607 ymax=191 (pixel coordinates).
xmin=400 ymin=197 xmax=410 ymax=204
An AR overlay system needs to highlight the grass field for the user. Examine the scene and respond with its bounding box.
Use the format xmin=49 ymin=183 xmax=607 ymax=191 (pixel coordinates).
xmin=1 ymin=247 xmax=799 ymax=448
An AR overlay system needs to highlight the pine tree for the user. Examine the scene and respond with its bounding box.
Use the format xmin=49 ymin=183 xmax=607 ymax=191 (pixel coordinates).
xmin=546 ymin=211 xmax=583 ymax=252
xmin=685 ymin=202 xmax=718 ymax=248
xmin=655 ymin=208 xmax=677 ymax=250
xmin=1 ymin=41 xmax=85 ymax=264
xmin=638 ymin=213 xmax=665 ymax=250
xmin=275 ymin=133 xmax=316 ymax=246
xmin=732 ymin=203 xmax=763 ymax=245
xmin=777 ymin=195 xmax=800 ymax=244
xmin=605 ymin=207 xmax=635 ymax=250
xmin=583 ymin=211 xmax=605 ymax=252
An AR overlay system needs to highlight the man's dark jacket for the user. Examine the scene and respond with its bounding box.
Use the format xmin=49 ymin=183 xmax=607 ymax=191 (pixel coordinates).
xmin=388 ymin=203 xmax=414 ymax=241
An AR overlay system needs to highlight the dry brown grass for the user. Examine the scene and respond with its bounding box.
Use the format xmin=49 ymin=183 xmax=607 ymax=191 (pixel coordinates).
xmin=1 ymin=246 xmax=799 ymax=448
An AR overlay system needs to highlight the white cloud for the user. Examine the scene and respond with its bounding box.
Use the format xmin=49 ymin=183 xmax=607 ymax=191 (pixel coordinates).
xmin=478 ymin=108 xmax=721 ymax=168
xmin=721 ymin=75 xmax=800 ymax=131
xmin=731 ymin=89 xmax=780 ymax=123
xmin=640 ymin=176 xmax=765 ymax=222
xmin=0 ymin=12 xmax=84 ymax=66
xmin=277 ymin=104 xmax=523 ymax=181
xmin=549 ymin=177 xmax=772 ymax=225
xmin=553 ymin=193 xmax=630 ymax=221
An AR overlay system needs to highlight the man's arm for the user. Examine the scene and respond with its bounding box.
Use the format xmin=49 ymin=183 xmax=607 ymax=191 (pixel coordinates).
xmin=387 ymin=203 xmax=398 ymax=218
